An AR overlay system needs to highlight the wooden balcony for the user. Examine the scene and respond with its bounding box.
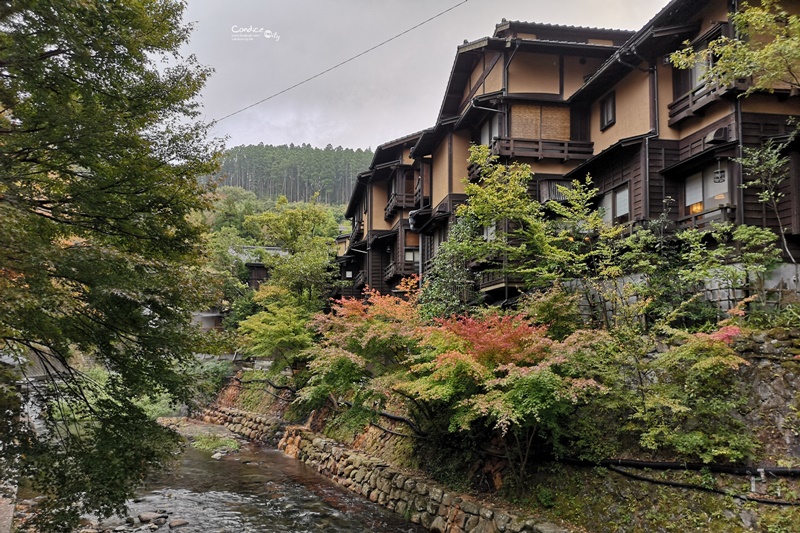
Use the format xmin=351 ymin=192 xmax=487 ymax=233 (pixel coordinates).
xmin=491 ymin=137 xmax=594 ymax=161
xmin=539 ymin=179 xmax=572 ymax=203
xmin=383 ymin=260 xmax=419 ymax=281
xmin=385 ymin=192 xmax=416 ymax=220
xmin=353 ymin=269 xmax=367 ymax=288
xmin=350 ymin=219 xmax=364 ymax=244
xmin=414 ymin=179 xmax=425 ymax=207
xmin=478 ymin=269 xmax=525 ymax=292
xmin=668 ymin=80 xmax=747 ymax=126
xmin=467 ymin=162 xmax=481 ymax=183
xmin=676 ymin=204 xmax=736 ymax=230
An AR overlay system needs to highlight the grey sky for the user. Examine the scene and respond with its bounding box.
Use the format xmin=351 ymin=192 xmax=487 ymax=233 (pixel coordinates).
xmin=184 ymin=1 xmax=670 ymax=151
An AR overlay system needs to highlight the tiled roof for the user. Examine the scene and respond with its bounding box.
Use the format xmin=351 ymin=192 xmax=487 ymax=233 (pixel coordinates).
xmin=495 ymin=20 xmax=636 ymax=35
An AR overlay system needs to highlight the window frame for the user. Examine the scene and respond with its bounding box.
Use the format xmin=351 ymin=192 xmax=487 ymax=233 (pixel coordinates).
xmin=671 ymin=22 xmax=730 ymax=100
xmin=599 ymin=184 xmax=630 ymax=225
xmin=683 ymin=160 xmax=731 ymax=216
xmin=599 ymin=91 xmax=616 ymax=131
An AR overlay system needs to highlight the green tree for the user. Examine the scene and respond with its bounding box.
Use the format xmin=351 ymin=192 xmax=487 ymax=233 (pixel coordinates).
xmin=418 ymin=216 xmax=481 ymax=320
xmin=0 ymin=0 xmax=220 ymax=529
xmin=671 ymin=0 xmax=800 ymax=94
xmin=246 ymin=195 xmax=338 ymax=254
xmin=205 ymin=186 xmax=273 ymax=239
xmin=458 ymin=145 xmax=551 ymax=287
xmin=737 ymin=137 xmax=797 ymax=263
xmin=238 ymin=285 xmax=316 ymax=375
xmin=245 ymin=196 xmax=338 ymax=302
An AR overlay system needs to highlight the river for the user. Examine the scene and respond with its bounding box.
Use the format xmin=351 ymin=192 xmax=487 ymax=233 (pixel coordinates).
xmin=93 ymin=439 xmax=428 ymax=533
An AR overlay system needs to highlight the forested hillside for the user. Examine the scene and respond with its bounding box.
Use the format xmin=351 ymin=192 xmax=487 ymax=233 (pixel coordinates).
xmin=211 ymin=143 xmax=373 ymax=204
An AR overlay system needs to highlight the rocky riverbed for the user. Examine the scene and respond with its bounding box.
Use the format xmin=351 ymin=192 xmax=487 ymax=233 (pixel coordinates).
xmin=14 ymin=418 xmax=424 ymax=533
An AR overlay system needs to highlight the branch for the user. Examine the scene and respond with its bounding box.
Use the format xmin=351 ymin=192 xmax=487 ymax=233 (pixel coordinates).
xmin=340 ymin=400 xmax=425 ymax=436
xmin=368 ymin=421 xmax=415 ymax=438
xmin=0 ymin=48 xmax=68 ymax=68
xmin=234 ymin=376 xmax=296 ymax=393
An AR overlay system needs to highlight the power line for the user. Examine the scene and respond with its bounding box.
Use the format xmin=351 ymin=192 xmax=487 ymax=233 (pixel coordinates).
xmin=214 ymin=0 xmax=469 ymax=124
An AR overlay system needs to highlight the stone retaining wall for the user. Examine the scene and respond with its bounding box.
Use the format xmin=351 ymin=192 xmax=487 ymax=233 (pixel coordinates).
xmin=736 ymin=330 xmax=800 ymax=459
xmin=197 ymin=406 xmax=287 ymax=446
xmin=278 ymin=426 xmax=565 ymax=533
xmin=198 ymin=405 xmax=566 ymax=533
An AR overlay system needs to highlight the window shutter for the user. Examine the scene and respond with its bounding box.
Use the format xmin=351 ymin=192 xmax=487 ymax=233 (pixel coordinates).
xmin=685 ymin=172 xmax=703 ymax=206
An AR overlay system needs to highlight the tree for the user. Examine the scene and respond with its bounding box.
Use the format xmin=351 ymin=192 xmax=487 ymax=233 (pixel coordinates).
xmin=418 ymin=216 xmax=481 ymax=320
xmin=0 ymin=1 xmax=220 ymax=529
xmin=296 ymin=278 xmax=422 ymax=425
xmin=457 ymin=144 xmax=550 ymax=287
xmin=671 ymin=0 xmax=800 ymax=94
xmin=399 ymin=310 xmax=604 ymax=494
xmin=737 ymin=137 xmax=797 ymax=263
xmin=245 ymin=195 xmax=339 ymax=254
xmin=671 ymin=1 xmax=799 ymax=264
xmin=245 ymin=196 xmax=339 ymax=302
xmin=238 ymin=285 xmax=316 ymax=374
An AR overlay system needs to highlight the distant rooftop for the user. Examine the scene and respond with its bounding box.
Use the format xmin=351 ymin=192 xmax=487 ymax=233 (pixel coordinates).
xmin=493 ymin=19 xmax=635 ymax=46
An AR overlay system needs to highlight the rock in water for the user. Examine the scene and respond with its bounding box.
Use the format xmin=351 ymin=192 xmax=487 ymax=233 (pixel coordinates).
xmin=138 ymin=511 xmax=167 ymax=523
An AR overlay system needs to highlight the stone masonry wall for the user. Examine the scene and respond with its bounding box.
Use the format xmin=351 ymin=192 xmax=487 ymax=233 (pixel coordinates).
xmin=734 ymin=328 xmax=800 ymax=459
xmin=277 ymin=427 xmax=565 ymax=533
xmin=198 ymin=405 xmax=566 ymax=533
xmin=197 ymin=406 xmax=287 ymax=446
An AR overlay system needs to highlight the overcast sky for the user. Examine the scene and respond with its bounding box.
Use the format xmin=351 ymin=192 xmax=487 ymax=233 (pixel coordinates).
xmin=183 ymin=0 xmax=671 ymax=151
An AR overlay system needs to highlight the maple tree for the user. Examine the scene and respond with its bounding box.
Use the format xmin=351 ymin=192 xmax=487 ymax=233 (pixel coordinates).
xmin=299 ymin=277 xmax=422 ymax=408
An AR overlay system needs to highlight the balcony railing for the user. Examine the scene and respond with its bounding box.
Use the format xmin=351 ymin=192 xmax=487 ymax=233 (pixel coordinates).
xmin=676 ymin=204 xmax=736 ymax=230
xmin=491 ymin=137 xmax=594 ymax=161
xmin=385 ymin=192 xmax=416 ymax=220
xmin=349 ymin=219 xmax=364 ymax=244
xmin=468 ymin=162 xmax=481 ymax=183
xmin=539 ymin=179 xmax=572 ymax=203
xmin=414 ymin=179 xmax=424 ymax=207
xmin=353 ymin=269 xmax=367 ymax=288
xmin=383 ymin=260 xmax=419 ymax=281
xmin=668 ymin=80 xmax=747 ymax=126
xmin=478 ymin=269 xmax=524 ymax=292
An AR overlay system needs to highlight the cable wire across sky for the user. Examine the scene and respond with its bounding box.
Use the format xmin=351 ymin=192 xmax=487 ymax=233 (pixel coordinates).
xmin=213 ymin=0 xmax=469 ymax=125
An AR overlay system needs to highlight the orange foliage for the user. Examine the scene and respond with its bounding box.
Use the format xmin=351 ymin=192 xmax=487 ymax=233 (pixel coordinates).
xmin=432 ymin=313 xmax=552 ymax=367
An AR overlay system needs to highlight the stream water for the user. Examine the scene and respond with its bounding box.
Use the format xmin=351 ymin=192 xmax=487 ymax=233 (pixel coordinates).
xmin=107 ymin=442 xmax=428 ymax=533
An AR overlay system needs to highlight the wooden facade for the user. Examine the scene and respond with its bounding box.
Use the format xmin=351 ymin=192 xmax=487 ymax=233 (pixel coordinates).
xmin=337 ymin=133 xmax=425 ymax=296
xmin=338 ymin=0 xmax=800 ymax=297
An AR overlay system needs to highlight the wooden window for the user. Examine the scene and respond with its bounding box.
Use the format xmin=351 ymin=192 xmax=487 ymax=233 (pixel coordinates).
xmin=510 ymin=104 xmax=569 ymax=139
xmin=684 ymin=161 xmax=729 ymax=215
xmin=672 ymin=23 xmax=730 ymax=100
xmin=600 ymin=92 xmax=615 ymax=130
xmin=599 ymin=184 xmax=629 ymax=224
xmin=479 ymin=113 xmax=500 ymax=146
xmin=483 ymin=222 xmax=497 ymax=241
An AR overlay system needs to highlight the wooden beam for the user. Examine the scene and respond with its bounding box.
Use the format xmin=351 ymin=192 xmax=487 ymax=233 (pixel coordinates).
xmin=461 ymin=52 xmax=503 ymax=113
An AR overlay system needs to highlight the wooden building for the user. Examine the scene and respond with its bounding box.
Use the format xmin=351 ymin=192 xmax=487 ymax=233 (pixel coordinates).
xmin=338 ymin=0 xmax=800 ymax=298
xmin=567 ymin=0 xmax=800 ymax=252
xmin=337 ymin=132 xmax=424 ymax=296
